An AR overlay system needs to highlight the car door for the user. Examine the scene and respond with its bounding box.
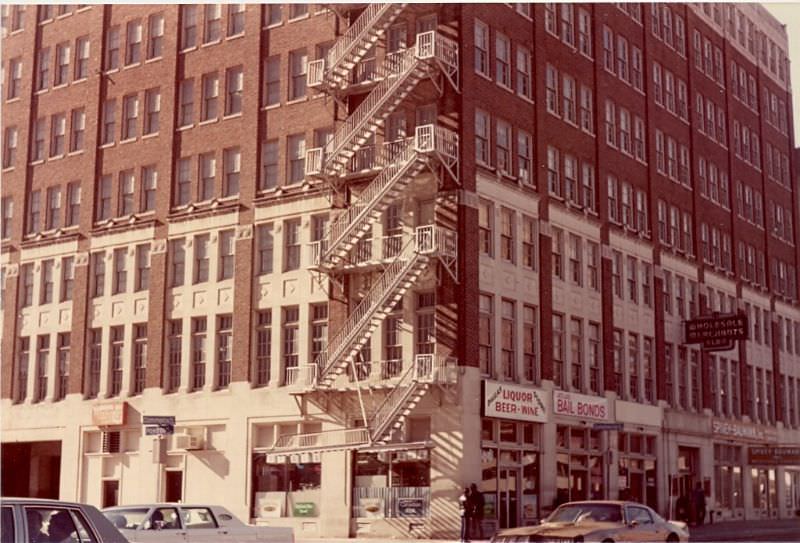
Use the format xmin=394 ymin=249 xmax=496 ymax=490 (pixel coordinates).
xmin=179 ymin=506 xmax=226 ymax=543
xmin=1 ymin=505 xmax=16 ymax=543
xmin=623 ymin=505 xmax=660 ymax=542
xmin=146 ymin=506 xmax=186 ymax=541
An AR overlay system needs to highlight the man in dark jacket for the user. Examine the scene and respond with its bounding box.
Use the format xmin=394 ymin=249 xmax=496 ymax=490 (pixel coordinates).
xmin=692 ymin=482 xmax=707 ymax=525
xmin=468 ymin=483 xmax=484 ymax=540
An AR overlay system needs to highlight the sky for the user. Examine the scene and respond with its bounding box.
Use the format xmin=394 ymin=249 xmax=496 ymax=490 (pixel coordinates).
xmin=764 ymin=3 xmax=800 ymax=141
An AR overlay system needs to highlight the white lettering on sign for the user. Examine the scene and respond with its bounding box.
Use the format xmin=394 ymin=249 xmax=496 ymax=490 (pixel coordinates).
xmin=553 ymin=390 xmax=610 ymax=421
xmin=711 ymin=419 xmax=778 ymax=443
xmin=482 ymin=380 xmax=549 ymax=423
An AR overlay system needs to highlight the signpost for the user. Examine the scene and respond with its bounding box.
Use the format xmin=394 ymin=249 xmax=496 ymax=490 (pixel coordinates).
xmin=684 ymin=313 xmax=748 ymax=352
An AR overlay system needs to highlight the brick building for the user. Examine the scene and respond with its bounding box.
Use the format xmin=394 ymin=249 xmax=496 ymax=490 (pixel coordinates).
xmin=1 ymin=3 xmax=799 ymax=539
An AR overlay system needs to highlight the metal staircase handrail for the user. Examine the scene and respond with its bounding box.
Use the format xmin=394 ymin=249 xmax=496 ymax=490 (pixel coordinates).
xmin=323 ymin=3 xmax=398 ymax=81
xmin=368 ymin=354 xmax=435 ymax=440
xmin=313 ymin=237 xmax=421 ymax=382
xmin=322 ymin=47 xmax=419 ymax=175
xmin=272 ymin=427 xmax=369 ymax=452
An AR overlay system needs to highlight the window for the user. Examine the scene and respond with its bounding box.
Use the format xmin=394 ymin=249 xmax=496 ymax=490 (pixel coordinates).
xmin=521 ymin=216 xmax=535 ymax=270
xmin=617 ymin=35 xmax=629 ymax=82
xmin=179 ymin=79 xmax=194 ymax=127
xmin=545 ymin=3 xmax=557 ymax=35
xmin=102 ymin=99 xmax=116 ymax=145
xmin=136 ymin=165 xmax=156 ymax=214
xmin=546 ymin=64 xmax=559 ymax=115
xmin=579 ymin=86 xmax=593 ymax=133
xmin=217 ymin=315 xmax=232 ymax=388
xmin=194 ymin=234 xmax=210 ymax=283
xmin=2 ymin=127 xmax=16 ymax=169
xmin=553 ymin=313 xmax=565 ymax=387
xmin=201 ymin=72 xmax=219 ymax=121
xmin=283 ymin=219 xmax=301 ymax=271
xmin=517 ymin=130 xmax=532 ymax=185
xmin=655 ymin=130 xmax=665 ymax=173
xmin=500 ymin=207 xmax=515 ymax=263
xmin=582 ymin=163 xmax=596 ymax=211
xmin=225 ymin=66 xmax=243 ymax=115
xmin=122 ymin=95 xmax=138 ymax=140
xmin=128 ymin=243 xmax=150 ymax=294
xmin=257 ymin=223 xmax=274 ymax=275
xmin=495 ymin=33 xmax=511 ymax=87
xmin=495 ymin=120 xmax=511 ymax=175
xmin=605 ymin=100 xmax=617 ymax=147
xmin=561 ymin=4 xmax=575 ymax=46
xmin=475 ymin=109 xmax=490 ymax=164
xmin=501 ymin=300 xmax=515 ymax=379
xmin=633 ymin=117 xmax=645 ymax=161
xmin=516 ymin=46 xmax=532 ymax=99
xmin=170 ymin=238 xmax=186 ymax=287
xmin=522 ymin=305 xmax=537 ymax=382
xmin=147 ymin=13 xmax=164 ymax=59
xmin=126 ymin=20 xmax=142 ymax=65
xmin=199 ymin=152 xmax=216 ymax=201
xmin=55 ymin=42 xmax=70 ymax=86
xmin=143 ymin=88 xmax=160 ymax=135
xmin=619 ymin=108 xmax=631 ymax=154
xmin=7 ymin=57 xmax=22 ymax=100
xmin=479 ymin=200 xmax=493 ymax=256
xmin=27 ymin=190 xmax=41 ymax=235
xmin=547 ymin=146 xmax=561 ymax=197
xmin=1 ymin=198 xmax=11 ymax=239
xmin=32 ymin=118 xmax=45 ymax=161
xmin=578 ymin=8 xmax=592 ymax=56
xmin=611 ymin=250 xmax=622 ymax=298
xmin=552 ymin=227 xmax=564 ymax=280
xmin=50 ymin=113 xmax=66 ymax=157
xmin=282 ymin=306 xmax=300 ymax=382
xmin=289 ymin=48 xmax=307 ymax=100
xmin=479 ymin=294 xmax=493 ymax=375
xmin=289 ymin=4 xmax=308 ymax=19
xmin=264 ymin=56 xmax=280 ymax=107
xmin=132 ymin=323 xmax=147 ymax=394
xmin=254 ymin=310 xmax=271 ymax=386
xmin=568 ymin=234 xmax=582 ymax=285
xmin=191 ymin=317 xmax=207 ymax=390
xmin=112 ymin=248 xmax=127 ymax=295
xmin=562 ymin=74 xmax=576 ymax=124
xmin=105 ymin=27 xmax=120 ymax=71
xmin=45 ymin=186 xmax=61 ymax=230
xmin=287 ymin=134 xmax=305 ymax=184
xmin=69 ymin=108 xmax=85 ymax=152
xmin=564 ymin=154 xmax=578 ymax=203
xmin=228 ymin=4 xmax=245 ymax=36
xmin=602 ymin=26 xmax=614 ymax=72
xmin=34 ymin=335 xmax=50 ymax=402
xmin=36 ymin=47 xmax=50 ymax=91
xmin=310 ymin=304 xmax=328 ymax=362
xmin=204 ymin=4 xmax=222 ymax=43
xmin=91 ymin=251 xmax=106 ymax=298
xmin=175 ymin=157 xmax=191 ymax=206
xmin=40 ymin=260 xmax=54 ymax=304
xmin=218 ymin=229 xmax=235 ymax=280
xmin=118 ymin=170 xmax=135 ymax=216
xmin=632 ymin=47 xmax=643 ymax=90
xmin=181 ymin=5 xmax=198 ymax=49
xmin=608 ymin=175 xmax=620 ymax=223
xmin=223 ymin=147 xmax=241 ymax=196
xmin=260 ymin=140 xmax=278 ymax=190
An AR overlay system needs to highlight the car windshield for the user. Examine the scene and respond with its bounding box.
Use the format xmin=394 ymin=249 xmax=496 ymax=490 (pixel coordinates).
xmin=548 ymin=503 xmax=623 ymax=523
xmin=103 ymin=508 xmax=150 ymax=530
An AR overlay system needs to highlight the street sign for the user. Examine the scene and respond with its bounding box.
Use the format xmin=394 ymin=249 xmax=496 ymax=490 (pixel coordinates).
xmin=143 ymin=415 xmax=175 ymax=426
xmin=684 ymin=313 xmax=748 ymax=345
xmin=145 ymin=425 xmax=174 ymax=436
xmin=592 ymin=422 xmax=623 ymax=431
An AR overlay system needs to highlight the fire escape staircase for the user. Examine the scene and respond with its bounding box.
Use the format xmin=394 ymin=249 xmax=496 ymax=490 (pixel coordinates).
xmin=269 ymin=9 xmax=460 ymax=458
xmin=308 ymin=3 xmax=408 ymax=94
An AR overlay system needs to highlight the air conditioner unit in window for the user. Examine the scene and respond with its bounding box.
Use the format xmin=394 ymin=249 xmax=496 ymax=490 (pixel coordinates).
xmin=173 ymin=433 xmax=203 ymax=450
xmin=101 ymin=431 xmax=121 ymax=454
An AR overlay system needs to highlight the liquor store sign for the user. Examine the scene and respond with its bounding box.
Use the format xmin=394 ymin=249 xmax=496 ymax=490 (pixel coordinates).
xmin=684 ymin=313 xmax=748 ymax=351
xmin=482 ymin=381 xmax=548 ymax=423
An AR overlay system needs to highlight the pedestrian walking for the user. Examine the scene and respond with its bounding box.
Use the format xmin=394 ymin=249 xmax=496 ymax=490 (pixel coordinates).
xmin=468 ymin=483 xmax=484 ymax=540
xmin=459 ymin=487 xmax=472 ymax=542
xmin=676 ymin=493 xmax=689 ymax=523
xmin=692 ymin=482 xmax=707 ymax=526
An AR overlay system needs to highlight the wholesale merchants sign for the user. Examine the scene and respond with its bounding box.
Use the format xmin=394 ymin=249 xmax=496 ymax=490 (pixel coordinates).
xmin=684 ymin=313 xmax=748 ymax=350
xmin=482 ymin=381 xmax=548 ymax=422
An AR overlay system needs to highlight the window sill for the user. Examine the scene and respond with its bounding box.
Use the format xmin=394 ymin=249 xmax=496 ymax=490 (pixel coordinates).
xmin=286 ymin=97 xmax=308 ymax=105
xmin=35 ymin=88 xmax=50 ymax=96
xmin=119 ymin=137 xmax=137 ymax=145
xmin=201 ymin=39 xmax=222 ymax=49
xmin=496 ymin=82 xmax=514 ymax=93
xmin=99 ymin=142 xmax=116 ymax=149
xmin=198 ymin=118 xmax=219 ymax=126
xmin=122 ymin=63 xmax=141 ymax=71
xmin=1 ymin=166 xmax=14 ymax=173
xmin=180 ymin=46 xmax=198 ymax=54
xmin=141 ymin=132 xmax=159 ymax=140
xmin=177 ymin=124 xmax=194 ymax=131
xmin=288 ymin=14 xmax=311 ymax=23
xmin=517 ymin=94 xmax=534 ymax=105
xmin=103 ymin=68 xmax=120 ymax=76
xmin=5 ymin=97 xmax=21 ymax=104
xmin=474 ymin=71 xmax=493 ymax=83
xmin=262 ymin=104 xmax=281 ymax=111
xmin=264 ymin=22 xmax=283 ymax=30
xmin=67 ymin=149 xmax=85 ymax=157
xmin=222 ymin=112 xmax=243 ymax=121
xmin=226 ymin=33 xmax=245 ymax=41
xmin=144 ymin=56 xmax=162 ymax=65
xmin=49 ymin=154 xmax=65 ymax=161
xmin=29 ymin=159 xmax=45 ymax=166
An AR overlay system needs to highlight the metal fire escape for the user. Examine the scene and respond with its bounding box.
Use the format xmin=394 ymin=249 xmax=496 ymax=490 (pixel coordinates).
xmin=272 ymin=4 xmax=460 ymax=455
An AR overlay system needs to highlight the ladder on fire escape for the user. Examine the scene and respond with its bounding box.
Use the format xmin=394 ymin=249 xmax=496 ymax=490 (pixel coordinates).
xmin=273 ymin=5 xmax=460 ymax=455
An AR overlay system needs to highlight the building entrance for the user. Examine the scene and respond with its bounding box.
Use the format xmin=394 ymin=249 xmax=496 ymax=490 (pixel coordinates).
xmin=498 ymin=468 xmax=519 ymax=529
xmin=0 ymin=441 xmax=61 ymax=498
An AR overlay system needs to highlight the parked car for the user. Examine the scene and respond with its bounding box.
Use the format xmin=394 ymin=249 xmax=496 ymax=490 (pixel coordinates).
xmin=1 ymin=497 xmax=130 ymax=543
xmin=490 ymin=500 xmax=689 ymax=543
xmin=102 ymin=503 xmax=294 ymax=543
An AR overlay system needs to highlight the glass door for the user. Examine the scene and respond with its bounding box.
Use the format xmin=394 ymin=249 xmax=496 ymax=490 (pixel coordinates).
xmin=498 ymin=468 xmax=519 ymax=529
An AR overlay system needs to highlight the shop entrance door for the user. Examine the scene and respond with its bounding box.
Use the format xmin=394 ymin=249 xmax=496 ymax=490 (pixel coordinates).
xmin=498 ymin=468 xmax=519 ymax=529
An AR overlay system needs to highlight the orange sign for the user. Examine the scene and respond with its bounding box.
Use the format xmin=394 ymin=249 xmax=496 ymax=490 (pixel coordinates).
xmin=92 ymin=402 xmax=126 ymax=426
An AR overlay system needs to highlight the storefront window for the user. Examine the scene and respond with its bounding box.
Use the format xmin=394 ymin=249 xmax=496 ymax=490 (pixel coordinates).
xmin=352 ymin=450 xmax=431 ymax=518
xmin=556 ymin=425 xmax=604 ymax=506
xmin=713 ymin=444 xmax=743 ymax=510
xmin=251 ymin=455 xmax=321 ymax=518
xmin=618 ymin=431 xmax=657 ymax=508
xmin=750 ymin=467 xmax=777 ymax=516
xmin=499 ymin=421 xmax=518 ymax=443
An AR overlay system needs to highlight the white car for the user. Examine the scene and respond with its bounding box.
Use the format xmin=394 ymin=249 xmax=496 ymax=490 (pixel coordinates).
xmin=103 ymin=503 xmax=293 ymax=543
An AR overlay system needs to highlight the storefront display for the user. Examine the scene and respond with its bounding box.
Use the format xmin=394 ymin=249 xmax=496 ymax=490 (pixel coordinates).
xmin=555 ymin=426 xmax=604 ymax=506
xmin=713 ymin=444 xmax=743 ymax=513
xmin=352 ymin=450 xmax=431 ymax=518
xmin=617 ymin=432 xmax=657 ymax=508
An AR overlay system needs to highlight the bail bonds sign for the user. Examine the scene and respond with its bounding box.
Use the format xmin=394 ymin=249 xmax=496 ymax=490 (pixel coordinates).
xmin=482 ymin=381 xmax=548 ymax=422
xmin=553 ymin=390 xmax=610 ymax=421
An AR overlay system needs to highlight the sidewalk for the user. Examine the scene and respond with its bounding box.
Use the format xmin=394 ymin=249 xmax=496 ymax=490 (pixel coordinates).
xmin=689 ymin=518 xmax=800 ymax=542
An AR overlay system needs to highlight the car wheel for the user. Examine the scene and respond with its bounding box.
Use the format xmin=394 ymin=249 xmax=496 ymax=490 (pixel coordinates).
xmin=602 ymin=539 xmax=614 ymax=543
xmin=666 ymin=534 xmax=680 ymax=542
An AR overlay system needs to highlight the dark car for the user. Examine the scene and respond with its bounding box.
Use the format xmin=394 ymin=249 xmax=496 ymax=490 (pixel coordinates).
xmin=1 ymin=497 xmax=129 ymax=543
